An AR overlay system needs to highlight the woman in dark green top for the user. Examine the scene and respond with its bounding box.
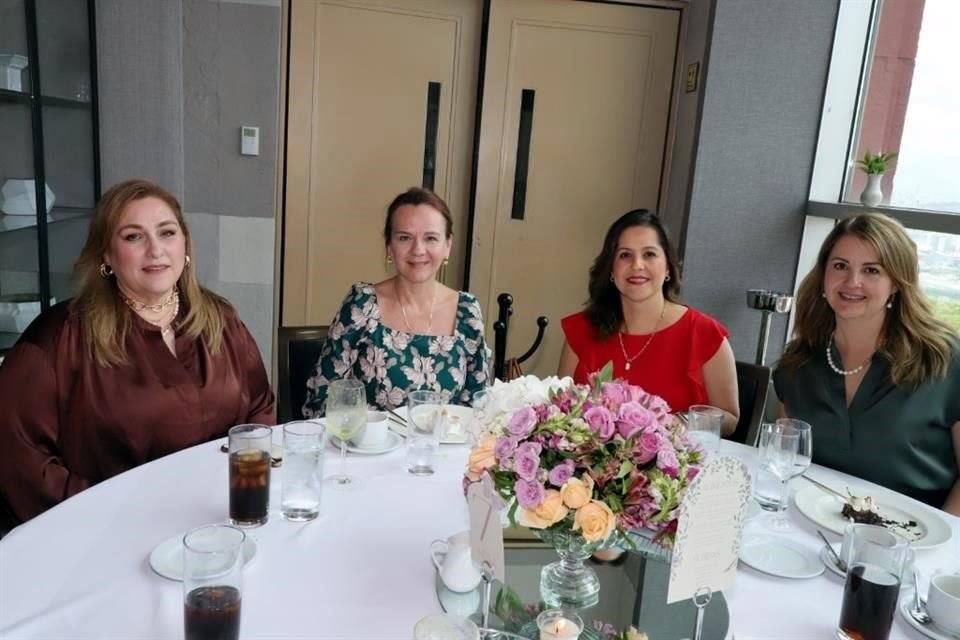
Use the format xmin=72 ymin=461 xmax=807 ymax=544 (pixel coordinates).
xmin=774 ymin=213 xmax=960 ymax=514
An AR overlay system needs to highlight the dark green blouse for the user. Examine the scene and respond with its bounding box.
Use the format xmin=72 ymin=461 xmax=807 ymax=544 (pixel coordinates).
xmin=773 ymin=343 xmax=960 ymax=509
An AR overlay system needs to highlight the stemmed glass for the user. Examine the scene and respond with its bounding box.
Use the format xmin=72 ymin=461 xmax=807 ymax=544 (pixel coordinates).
xmin=753 ymin=422 xmax=800 ymax=531
xmin=324 ymin=378 xmax=366 ymax=489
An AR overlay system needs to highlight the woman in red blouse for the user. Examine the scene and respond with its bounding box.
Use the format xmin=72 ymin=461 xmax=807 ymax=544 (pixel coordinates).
xmin=0 ymin=180 xmax=275 ymax=529
xmin=558 ymin=209 xmax=739 ymax=434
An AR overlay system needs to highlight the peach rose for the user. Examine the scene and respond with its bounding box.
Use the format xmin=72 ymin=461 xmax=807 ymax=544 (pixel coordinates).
xmin=572 ymin=499 xmax=616 ymax=543
xmin=466 ymin=434 xmax=497 ymax=481
xmin=518 ymin=489 xmax=569 ymax=529
xmin=560 ymin=475 xmax=594 ymax=509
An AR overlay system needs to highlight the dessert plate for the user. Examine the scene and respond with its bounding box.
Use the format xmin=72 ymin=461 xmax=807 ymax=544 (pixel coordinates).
xmin=149 ymin=533 xmax=257 ymax=581
xmin=739 ymin=534 xmax=824 ymax=579
xmin=794 ymin=485 xmax=952 ymax=550
xmin=329 ymin=431 xmax=403 ymax=455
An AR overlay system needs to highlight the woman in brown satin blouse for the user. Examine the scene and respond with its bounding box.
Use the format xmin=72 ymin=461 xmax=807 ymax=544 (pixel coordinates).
xmin=0 ymin=179 xmax=275 ymax=528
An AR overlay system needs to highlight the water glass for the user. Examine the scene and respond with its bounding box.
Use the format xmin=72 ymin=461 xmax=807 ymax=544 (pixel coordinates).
xmin=325 ymin=378 xmax=366 ymax=489
xmin=183 ymin=524 xmax=244 ymax=640
xmin=777 ymin=418 xmax=812 ymax=480
xmin=837 ymin=525 xmax=909 ymax=640
xmin=227 ymin=424 xmax=272 ymax=527
xmin=687 ymin=404 xmax=724 ymax=456
xmin=281 ymin=420 xmax=326 ymax=521
xmin=406 ymin=389 xmax=444 ymax=476
xmin=753 ymin=422 xmax=799 ymax=529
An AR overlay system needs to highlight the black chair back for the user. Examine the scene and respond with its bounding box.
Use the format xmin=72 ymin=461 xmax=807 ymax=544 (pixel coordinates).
xmin=276 ymin=326 xmax=329 ymax=423
xmin=729 ymin=361 xmax=772 ymax=445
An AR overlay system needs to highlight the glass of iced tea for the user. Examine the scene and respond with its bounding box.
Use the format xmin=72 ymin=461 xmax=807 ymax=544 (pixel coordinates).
xmin=183 ymin=524 xmax=244 ymax=640
xmin=228 ymin=424 xmax=272 ymax=526
xmin=836 ymin=524 xmax=909 ymax=640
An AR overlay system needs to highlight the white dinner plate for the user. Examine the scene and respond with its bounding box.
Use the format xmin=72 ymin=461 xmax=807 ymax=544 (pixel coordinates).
xmin=149 ymin=533 xmax=257 ymax=581
xmin=391 ymin=405 xmax=472 ymax=444
xmin=329 ymin=431 xmax=403 ymax=455
xmin=738 ymin=534 xmax=824 ymax=579
xmin=794 ymin=485 xmax=953 ymax=550
xmin=899 ymin=597 xmax=960 ymax=640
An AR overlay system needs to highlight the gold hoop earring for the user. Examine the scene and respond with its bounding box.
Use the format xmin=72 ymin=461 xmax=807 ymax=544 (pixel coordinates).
xmin=443 ymin=257 xmax=449 ymax=267
xmin=99 ymin=263 xmax=114 ymax=278
xmin=185 ymin=255 xmax=191 ymax=267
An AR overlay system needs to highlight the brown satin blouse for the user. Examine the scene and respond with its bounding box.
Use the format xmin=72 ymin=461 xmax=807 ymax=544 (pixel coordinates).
xmin=0 ymin=300 xmax=275 ymax=525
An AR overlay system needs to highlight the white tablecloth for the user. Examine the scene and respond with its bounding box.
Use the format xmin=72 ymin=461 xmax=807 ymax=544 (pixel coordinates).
xmin=0 ymin=436 xmax=956 ymax=639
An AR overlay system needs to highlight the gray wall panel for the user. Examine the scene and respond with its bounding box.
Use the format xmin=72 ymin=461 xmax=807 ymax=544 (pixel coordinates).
xmin=95 ymin=0 xmax=183 ymax=196
xmin=682 ymin=0 xmax=839 ymax=364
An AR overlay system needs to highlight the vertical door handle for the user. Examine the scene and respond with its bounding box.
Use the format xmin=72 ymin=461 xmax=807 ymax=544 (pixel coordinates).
xmin=422 ymin=81 xmax=442 ymax=190
xmin=511 ymin=88 xmax=536 ymax=220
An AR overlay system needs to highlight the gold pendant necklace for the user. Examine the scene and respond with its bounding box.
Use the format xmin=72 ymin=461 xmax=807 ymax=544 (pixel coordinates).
xmin=397 ymin=280 xmax=437 ymax=334
xmin=618 ymin=302 xmax=666 ymax=371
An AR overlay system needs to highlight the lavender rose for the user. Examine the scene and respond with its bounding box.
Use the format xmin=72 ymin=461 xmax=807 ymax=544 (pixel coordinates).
xmin=583 ymin=405 xmax=616 ymax=440
xmin=656 ymin=446 xmax=680 ymax=479
xmin=494 ymin=435 xmax=518 ymax=462
xmin=617 ymin=401 xmax=655 ymax=440
xmin=508 ymin=407 xmax=538 ymax=438
xmin=547 ymin=459 xmax=576 ymax=487
xmin=515 ymin=478 xmax=546 ymax=509
xmin=514 ymin=443 xmax=542 ymax=481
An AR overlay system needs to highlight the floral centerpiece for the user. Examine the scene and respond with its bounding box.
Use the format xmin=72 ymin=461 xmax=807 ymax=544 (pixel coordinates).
xmin=464 ymin=364 xmax=704 ymax=608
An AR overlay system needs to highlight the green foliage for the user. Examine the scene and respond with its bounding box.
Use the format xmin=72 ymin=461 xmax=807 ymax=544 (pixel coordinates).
xmin=856 ymin=150 xmax=898 ymax=175
xmin=929 ymin=297 xmax=960 ymax=331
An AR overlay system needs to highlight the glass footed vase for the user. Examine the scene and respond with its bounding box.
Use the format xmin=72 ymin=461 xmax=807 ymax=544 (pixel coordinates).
xmin=534 ymin=527 xmax=604 ymax=609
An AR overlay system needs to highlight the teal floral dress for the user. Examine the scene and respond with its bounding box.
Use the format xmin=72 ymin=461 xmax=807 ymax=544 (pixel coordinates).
xmin=303 ymin=282 xmax=490 ymax=415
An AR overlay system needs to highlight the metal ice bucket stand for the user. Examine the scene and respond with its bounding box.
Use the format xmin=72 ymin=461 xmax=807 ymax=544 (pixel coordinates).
xmin=746 ymin=289 xmax=794 ymax=366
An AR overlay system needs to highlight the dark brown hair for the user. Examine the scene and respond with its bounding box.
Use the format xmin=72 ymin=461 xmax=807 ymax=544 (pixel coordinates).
xmin=779 ymin=212 xmax=957 ymax=387
xmin=73 ymin=179 xmax=231 ymax=366
xmin=383 ymin=187 xmax=453 ymax=244
xmin=585 ymin=209 xmax=682 ymax=338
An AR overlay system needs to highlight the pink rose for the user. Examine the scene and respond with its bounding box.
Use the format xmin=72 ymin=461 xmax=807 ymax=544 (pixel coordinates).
xmin=617 ymin=401 xmax=655 ymax=440
xmin=656 ymin=447 xmax=680 ymax=479
xmin=584 ymin=406 xmax=616 ymax=440
xmin=634 ymin=431 xmax=662 ymax=464
xmin=600 ymin=382 xmax=629 ymax=407
xmin=508 ymin=407 xmax=537 ymax=438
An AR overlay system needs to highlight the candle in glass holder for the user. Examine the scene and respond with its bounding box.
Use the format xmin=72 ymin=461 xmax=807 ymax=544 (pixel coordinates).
xmin=536 ymin=609 xmax=582 ymax=640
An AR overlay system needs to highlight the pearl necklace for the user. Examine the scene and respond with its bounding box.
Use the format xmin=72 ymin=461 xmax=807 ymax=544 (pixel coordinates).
xmin=617 ymin=302 xmax=667 ymax=371
xmin=826 ymin=334 xmax=872 ymax=376
xmin=397 ymin=280 xmax=437 ymax=334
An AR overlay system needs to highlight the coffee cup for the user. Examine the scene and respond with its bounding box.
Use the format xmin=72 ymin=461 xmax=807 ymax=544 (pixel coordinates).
xmin=927 ymin=572 xmax=960 ymax=634
xmin=350 ymin=410 xmax=389 ymax=449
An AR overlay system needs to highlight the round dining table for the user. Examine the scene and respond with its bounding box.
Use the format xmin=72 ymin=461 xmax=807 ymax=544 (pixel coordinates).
xmin=0 ymin=433 xmax=956 ymax=639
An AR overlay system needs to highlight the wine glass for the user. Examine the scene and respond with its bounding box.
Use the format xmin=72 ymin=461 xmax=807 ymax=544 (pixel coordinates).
xmin=324 ymin=378 xmax=366 ymax=489
xmin=753 ymin=422 xmax=799 ymax=531
xmin=778 ymin=418 xmax=812 ymax=482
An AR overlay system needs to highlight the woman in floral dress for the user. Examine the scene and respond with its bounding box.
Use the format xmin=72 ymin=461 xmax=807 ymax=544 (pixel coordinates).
xmin=303 ymin=188 xmax=490 ymax=414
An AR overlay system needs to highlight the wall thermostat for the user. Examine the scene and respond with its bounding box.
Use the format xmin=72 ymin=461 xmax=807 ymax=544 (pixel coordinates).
xmin=240 ymin=126 xmax=259 ymax=156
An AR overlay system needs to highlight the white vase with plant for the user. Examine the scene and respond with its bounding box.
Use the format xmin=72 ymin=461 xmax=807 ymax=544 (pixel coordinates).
xmin=856 ymin=150 xmax=897 ymax=207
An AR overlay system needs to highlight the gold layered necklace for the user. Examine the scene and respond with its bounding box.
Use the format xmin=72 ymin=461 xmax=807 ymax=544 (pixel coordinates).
xmin=617 ymin=302 xmax=667 ymax=371
xmin=396 ymin=280 xmax=437 ymax=334
xmin=120 ymin=287 xmax=180 ymax=336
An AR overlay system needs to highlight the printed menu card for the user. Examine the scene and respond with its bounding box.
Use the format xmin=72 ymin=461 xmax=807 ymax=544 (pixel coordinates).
xmin=667 ymin=457 xmax=751 ymax=604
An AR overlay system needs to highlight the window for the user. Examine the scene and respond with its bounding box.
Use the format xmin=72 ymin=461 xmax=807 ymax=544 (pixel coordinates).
xmin=844 ymin=0 xmax=960 ymax=213
xmin=906 ymin=228 xmax=960 ymax=330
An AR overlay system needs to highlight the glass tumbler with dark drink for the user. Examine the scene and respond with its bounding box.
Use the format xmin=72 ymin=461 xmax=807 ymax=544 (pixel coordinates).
xmin=836 ymin=524 xmax=909 ymax=640
xmin=183 ymin=524 xmax=245 ymax=640
xmin=228 ymin=424 xmax=272 ymax=526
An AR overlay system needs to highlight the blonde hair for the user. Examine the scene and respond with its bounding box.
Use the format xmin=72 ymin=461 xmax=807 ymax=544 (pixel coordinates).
xmin=72 ymin=179 xmax=231 ymax=367
xmin=780 ymin=212 xmax=957 ymax=387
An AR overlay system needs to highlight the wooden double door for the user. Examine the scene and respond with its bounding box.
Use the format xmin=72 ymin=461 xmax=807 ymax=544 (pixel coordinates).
xmin=283 ymin=0 xmax=681 ymax=376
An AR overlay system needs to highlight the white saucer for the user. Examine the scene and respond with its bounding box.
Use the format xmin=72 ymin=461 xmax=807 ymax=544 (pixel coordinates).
xmin=330 ymin=431 xmax=403 ymax=455
xmin=900 ymin=597 xmax=960 ymax=640
xmin=739 ymin=534 xmax=824 ymax=579
xmin=149 ymin=532 xmax=257 ymax=581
